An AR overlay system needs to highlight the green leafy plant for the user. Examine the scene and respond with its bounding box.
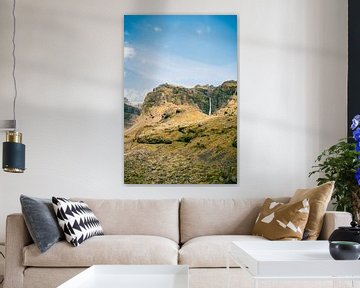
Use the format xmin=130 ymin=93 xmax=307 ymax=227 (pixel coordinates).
xmin=309 ymin=115 xmax=360 ymax=221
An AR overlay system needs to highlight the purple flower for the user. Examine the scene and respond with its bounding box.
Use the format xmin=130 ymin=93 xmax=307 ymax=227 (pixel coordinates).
xmin=356 ymin=167 xmax=360 ymax=186
xmin=354 ymin=128 xmax=360 ymax=142
xmin=352 ymin=115 xmax=360 ymax=130
xmin=357 ymin=142 xmax=360 ymax=152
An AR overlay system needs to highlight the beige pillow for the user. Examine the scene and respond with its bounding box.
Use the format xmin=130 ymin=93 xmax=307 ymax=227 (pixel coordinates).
xmin=289 ymin=181 xmax=334 ymax=240
xmin=252 ymin=198 xmax=310 ymax=240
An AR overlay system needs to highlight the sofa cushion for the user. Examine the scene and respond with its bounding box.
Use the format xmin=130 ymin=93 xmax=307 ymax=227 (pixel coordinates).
xmin=24 ymin=268 xmax=86 ymax=288
xmin=52 ymin=197 xmax=104 ymax=247
xmin=180 ymin=198 xmax=289 ymax=243
xmin=20 ymin=195 xmax=64 ymax=253
xmin=72 ymin=198 xmax=179 ymax=243
xmin=23 ymin=235 xmax=179 ymax=267
xmin=252 ymin=198 xmax=310 ymax=240
xmin=290 ymin=181 xmax=334 ymax=240
xmin=179 ymin=235 xmax=267 ymax=268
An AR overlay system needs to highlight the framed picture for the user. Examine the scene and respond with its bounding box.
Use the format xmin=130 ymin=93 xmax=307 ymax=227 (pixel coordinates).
xmin=124 ymin=15 xmax=238 ymax=184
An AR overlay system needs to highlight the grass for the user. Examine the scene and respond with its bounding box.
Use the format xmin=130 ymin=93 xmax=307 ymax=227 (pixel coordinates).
xmin=124 ymin=96 xmax=237 ymax=184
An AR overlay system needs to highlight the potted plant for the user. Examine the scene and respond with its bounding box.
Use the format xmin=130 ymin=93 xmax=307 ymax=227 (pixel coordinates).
xmin=309 ymin=115 xmax=360 ymax=222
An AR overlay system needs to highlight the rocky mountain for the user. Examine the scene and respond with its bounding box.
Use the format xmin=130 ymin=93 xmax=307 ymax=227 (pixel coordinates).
xmin=142 ymin=80 xmax=236 ymax=115
xmin=124 ymin=98 xmax=141 ymax=128
xmin=124 ymin=81 xmax=237 ymax=184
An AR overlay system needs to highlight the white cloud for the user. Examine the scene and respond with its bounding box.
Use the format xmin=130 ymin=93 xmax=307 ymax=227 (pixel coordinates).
xmin=124 ymin=46 xmax=136 ymax=59
xmin=154 ymin=26 xmax=162 ymax=32
xmin=128 ymin=51 xmax=237 ymax=88
xmin=124 ymin=88 xmax=149 ymax=103
xmin=196 ymin=27 xmax=211 ymax=36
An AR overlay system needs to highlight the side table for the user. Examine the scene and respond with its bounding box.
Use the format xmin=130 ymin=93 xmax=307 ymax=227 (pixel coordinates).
xmin=227 ymin=240 xmax=360 ymax=288
xmin=58 ymin=265 xmax=189 ymax=288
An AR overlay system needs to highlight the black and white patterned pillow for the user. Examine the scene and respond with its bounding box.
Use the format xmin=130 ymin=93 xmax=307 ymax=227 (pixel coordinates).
xmin=52 ymin=197 xmax=104 ymax=247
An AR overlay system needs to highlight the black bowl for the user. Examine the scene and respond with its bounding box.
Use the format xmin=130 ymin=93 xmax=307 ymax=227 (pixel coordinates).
xmin=329 ymin=241 xmax=360 ymax=260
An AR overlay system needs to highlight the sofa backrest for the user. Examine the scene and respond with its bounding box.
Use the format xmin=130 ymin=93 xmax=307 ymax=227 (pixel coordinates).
xmin=73 ymin=198 xmax=180 ymax=243
xmin=180 ymin=198 xmax=289 ymax=243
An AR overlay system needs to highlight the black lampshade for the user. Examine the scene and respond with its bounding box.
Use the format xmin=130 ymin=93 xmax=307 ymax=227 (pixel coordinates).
xmin=2 ymin=131 xmax=25 ymax=173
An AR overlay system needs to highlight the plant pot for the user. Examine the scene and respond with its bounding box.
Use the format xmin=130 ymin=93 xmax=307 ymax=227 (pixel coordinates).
xmin=329 ymin=241 xmax=360 ymax=260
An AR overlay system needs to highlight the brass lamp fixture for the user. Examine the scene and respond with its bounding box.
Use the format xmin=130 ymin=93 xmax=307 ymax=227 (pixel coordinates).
xmin=3 ymin=130 xmax=25 ymax=173
xmin=1 ymin=0 xmax=26 ymax=173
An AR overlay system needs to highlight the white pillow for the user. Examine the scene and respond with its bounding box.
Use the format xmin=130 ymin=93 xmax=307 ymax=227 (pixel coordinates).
xmin=52 ymin=197 xmax=103 ymax=247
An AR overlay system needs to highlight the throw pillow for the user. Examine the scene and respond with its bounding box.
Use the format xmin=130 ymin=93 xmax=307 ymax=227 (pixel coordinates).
xmin=289 ymin=181 xmax=334 ymax=240
xmin=52 ymin=197 xmax=104 ymax=247
xmin=252 ymin=198 xmax=310 ymax=240
xmin=20 ymin=195 xmax=64 ymax=253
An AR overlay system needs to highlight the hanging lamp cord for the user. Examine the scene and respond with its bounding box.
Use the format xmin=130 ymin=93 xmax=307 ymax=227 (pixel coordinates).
xmin=12 ymin=0 xmax=18 ymax=130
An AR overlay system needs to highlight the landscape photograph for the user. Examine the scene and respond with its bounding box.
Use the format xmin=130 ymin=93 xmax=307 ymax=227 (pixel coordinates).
xmin=124 ymin=15 xmax=238 ymax=184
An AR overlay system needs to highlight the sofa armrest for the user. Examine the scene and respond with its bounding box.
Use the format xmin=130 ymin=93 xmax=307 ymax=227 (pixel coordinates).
xmin=318 ymin=211 xmax=352 ymax=240
xmin=4 ymin=213 xmax=32 ymax=288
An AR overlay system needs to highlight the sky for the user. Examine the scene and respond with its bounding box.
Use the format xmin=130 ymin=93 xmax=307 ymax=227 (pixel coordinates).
xmin=124 ymin=15 xmax=238 ymax=104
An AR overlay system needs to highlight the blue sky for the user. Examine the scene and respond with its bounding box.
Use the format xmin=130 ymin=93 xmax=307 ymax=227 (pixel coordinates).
xmin=124 ymin=15 xmax=237 ymax=103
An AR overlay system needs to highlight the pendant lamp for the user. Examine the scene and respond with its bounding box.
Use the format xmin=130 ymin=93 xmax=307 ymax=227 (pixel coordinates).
xmin=1 ymin=0 xmax=26 ymax=173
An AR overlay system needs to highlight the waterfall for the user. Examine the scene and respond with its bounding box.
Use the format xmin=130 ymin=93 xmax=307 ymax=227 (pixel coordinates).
xmin=208 ymin=97 xmax=212 ymax=115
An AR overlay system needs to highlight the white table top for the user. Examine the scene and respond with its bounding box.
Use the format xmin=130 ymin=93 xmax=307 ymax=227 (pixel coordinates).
xmin=58 ymin=265 xmax=189 ymax=288
xmin=231 ymin=240 xmax=360 ymax=278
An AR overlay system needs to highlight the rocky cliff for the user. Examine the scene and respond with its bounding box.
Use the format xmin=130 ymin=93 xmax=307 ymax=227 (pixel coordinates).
xmin=124 ymin=81 xmax=237 ymax=184
xmin=124 ymin=98 xmax=141 ymax=128
xmin=142 ymin=80 xmax=236 ymax=115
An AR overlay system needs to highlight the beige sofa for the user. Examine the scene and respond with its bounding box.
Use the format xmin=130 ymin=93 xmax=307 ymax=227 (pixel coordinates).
xmin=4 ymin=198 xmax=352 ymax=288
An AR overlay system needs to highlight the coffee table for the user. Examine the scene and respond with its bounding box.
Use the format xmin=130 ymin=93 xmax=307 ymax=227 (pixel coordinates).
xmin=228 ymin=241 xmax=360 ymax=288
xmin=58 ymin=265 xmax=189 ymax=288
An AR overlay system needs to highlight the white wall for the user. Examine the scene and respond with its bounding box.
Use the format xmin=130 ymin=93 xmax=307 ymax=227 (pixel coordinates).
xmin=0 ymin=0 xmax=347 ymax=242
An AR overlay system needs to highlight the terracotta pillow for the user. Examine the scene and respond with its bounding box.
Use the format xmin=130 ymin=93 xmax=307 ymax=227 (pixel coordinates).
xmin=252 ymin=198 xmax=310 ymax=240
xmin=289 ymin=181 xmax=334 ymax=240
